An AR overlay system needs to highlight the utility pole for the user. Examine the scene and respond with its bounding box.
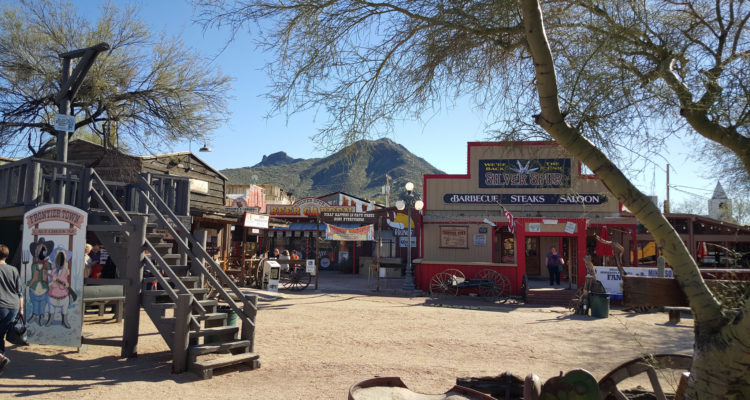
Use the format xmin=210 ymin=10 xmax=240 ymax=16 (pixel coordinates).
xmin=55 ymin=42 xmax=110 ymax=162
xmin=383 ymin=174 xmax=391 ymax=208
xmin=664 ymin=164 xmax=671 ymax=213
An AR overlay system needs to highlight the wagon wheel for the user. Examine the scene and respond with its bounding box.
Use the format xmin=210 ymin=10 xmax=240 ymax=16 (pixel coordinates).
xmin=429 ymin=269 xmax=465 ymax=296
xmin=598 ymin=354 xmax=692 ymax=400
xmin=280 ymin=267 xmax=311 ymax=291
xmin=476 ymin=269 xmax=511 ymax=302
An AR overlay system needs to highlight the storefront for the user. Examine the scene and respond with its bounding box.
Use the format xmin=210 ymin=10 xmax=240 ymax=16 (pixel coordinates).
xmin=416 ymin=142 xmax=628 ymax=294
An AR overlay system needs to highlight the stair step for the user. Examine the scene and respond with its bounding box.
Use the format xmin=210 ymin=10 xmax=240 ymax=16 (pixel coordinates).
xmin=151 ymin=243 xmax=173 ymax=251
xmin=190 ymin=352 xmax=260 ymax=379
xmin=144 ymin=275 xmax=200 ymax=283
xmin=189 ymin=325 xmax=239 ymax=339
xmin=148 ymin=299 xmax=218 ymax=310
xmin=526 ymin=289 xmax=577 ymax=306
xmin=159 ymin=312 xmax=228 ymax=328
xmin=197 ymin=312 xmax=231 ymax=321
xmin=188 ymin=339 xmax=252 ymax=357
xmin=143 ymin=288 xmax=210 ymax=297
xmin=88 ymin=223 xmax=129 ymax=232
xmin=147 ymin=232 xmax=165 ymax=241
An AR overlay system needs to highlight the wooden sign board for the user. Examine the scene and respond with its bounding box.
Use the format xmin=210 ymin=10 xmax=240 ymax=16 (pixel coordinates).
xmin=622 ymin=276 xmax=688 ymax=307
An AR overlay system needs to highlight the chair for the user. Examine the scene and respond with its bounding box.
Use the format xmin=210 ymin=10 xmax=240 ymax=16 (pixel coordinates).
xmin=368 ymin=264 xmax=378 ymax=281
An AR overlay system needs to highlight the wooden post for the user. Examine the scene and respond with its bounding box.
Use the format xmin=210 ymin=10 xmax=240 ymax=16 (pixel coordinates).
xmin=172 ymin=293 xmax=192 ymax=373
xmin=315 ymin=218 xmax=320 ymax=290
xmin=195 ymin=230 xmax=207 ymax=288
xmin=79 ymin=168 xmax=93 ymax=210
xmin=23 ymin=161 xmax=41 ymax=205
xmin=242 ymin=294 xmax=258 ymax=352
xmin=377 ymin=216 xmax=382 ymax=292
xmin=122 ymin=214 xmax=147 ymax=358
xmin=657 ymin=256 xmax=665 ymax=278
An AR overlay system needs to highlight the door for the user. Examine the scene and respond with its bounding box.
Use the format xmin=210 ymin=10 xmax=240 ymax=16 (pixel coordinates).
xmin=563 ymin=237 xmax=578 ymax=287
xmin=525 ymin=237 xmax=540 ymax=275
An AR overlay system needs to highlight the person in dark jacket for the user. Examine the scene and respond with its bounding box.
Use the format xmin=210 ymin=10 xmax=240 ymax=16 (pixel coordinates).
xmin=546 ymin=246 xmax=565 ymax=286
xmin=0 ymin=244 xmax=23 ymax=375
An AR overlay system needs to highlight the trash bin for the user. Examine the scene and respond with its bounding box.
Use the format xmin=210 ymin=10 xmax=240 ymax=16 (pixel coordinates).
xmin=206 ymin=306 xmax=238 ymax=344
xmin=589 ymin=292 xmax=610 ymax=318
xmin=217 ymin=305 xmax=237 ymax=326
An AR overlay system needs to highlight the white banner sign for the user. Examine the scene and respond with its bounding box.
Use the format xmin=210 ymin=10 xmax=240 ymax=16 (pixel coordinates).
xmin=189 ymin=178 xmax=209 ymax=194
xmin=594 ymin=266 xmax=675 ymax=299
xmin=473 ymin=234 xmax=487 ymax=246
xmin=243 ymin=212 xmax=269 ymax=229
xmin=399 ymin=237 xmax=416 ymax=248
xmin=54 ymin=114 xmax=76 ymax=132
xmin=306 ymin=259 xmax=316 ymax=274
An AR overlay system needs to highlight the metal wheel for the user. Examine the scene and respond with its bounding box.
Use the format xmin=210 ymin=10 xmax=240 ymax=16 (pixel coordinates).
xmin=429 ymin=269 xmax=465 ymax=296
xmin=476 ymin=269 xmax=511 ymax=302
xmin=280 ymin=267 xmax=311 ymax=291
xmin=598 ymin=354 xmax=692 ymax=400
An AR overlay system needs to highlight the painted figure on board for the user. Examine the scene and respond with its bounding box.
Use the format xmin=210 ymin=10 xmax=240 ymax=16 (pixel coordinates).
xmin=27 ymin=238 xmax=53 ymax=325
xmin=45 ymin=247 xmax=74 ymax=328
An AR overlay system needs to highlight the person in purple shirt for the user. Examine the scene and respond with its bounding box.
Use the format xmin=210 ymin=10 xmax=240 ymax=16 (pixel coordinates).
xmin=546 ymin=246 xmax=565 ymax=286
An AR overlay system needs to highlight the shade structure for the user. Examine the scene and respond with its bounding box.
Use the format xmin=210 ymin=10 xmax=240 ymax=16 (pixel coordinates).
xmin=595 ymin=227 xmax=614 ymax=257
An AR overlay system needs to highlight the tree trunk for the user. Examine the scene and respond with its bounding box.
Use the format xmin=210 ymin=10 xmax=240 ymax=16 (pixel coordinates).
xmin=520 ymin=1 xmax=750 ymax=398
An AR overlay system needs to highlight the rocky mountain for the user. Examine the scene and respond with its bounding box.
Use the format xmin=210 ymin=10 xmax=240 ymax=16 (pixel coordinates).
xmin=220 ymin=138 xmax=443 ymax=202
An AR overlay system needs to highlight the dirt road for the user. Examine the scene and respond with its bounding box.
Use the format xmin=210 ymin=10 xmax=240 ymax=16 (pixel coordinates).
xmin=0 ymin=293 xmax=694 ymax=399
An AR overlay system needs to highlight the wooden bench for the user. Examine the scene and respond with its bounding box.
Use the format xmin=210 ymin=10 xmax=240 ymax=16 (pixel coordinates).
xmin=664 ymin=306 xmax=691 ymax=324
xmin=83 ymin=283 xmax=125 ymax=323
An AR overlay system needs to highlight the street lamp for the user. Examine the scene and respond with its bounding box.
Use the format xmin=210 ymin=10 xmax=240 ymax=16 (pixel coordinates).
xmin=395 ymin=181 xmax=424 ymax=291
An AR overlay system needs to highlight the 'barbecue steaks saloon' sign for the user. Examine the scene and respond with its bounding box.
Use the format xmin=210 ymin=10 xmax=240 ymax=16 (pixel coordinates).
xmin=22 ymin=204 xmax=88 ymax=348
xmin=479 ymin=159 xmax=571 ymax=188
xmin=443 ymin=193 xmax=607 ymax=205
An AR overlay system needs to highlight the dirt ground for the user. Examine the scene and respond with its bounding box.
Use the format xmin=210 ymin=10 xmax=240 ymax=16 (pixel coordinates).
xmin=0 ymin=292 xmax=694 ymax=399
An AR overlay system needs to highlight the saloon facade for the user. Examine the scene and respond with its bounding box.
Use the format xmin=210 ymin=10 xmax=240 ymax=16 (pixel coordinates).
xmin=415 ymin=142 xmax=635 ymax=294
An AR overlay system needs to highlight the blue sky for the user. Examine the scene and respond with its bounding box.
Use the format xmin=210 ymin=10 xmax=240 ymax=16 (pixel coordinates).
xmin=74 ymin=0 xmax=719 ymax=209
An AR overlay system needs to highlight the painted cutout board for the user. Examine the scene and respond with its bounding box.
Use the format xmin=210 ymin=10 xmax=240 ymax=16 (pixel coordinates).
xmin=22 ymin=204 xmax=88 ymax=347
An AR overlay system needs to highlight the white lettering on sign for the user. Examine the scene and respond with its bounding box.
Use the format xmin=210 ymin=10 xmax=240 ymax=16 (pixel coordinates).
xmin=509 ymin=194 xmax=546 ymax=203
xmin=559 ymin=194 xmax=601 ymax=204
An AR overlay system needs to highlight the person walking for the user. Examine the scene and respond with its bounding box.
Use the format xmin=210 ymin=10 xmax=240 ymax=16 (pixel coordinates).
xmin=546 ymin=246 xmax=564 ymax=286
xmin=0 ymin=244 xmax=23 ymax=375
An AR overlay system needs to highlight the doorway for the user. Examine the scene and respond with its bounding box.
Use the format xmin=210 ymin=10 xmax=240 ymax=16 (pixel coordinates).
xmin=525 ymin=237 xmax=540 ymax=275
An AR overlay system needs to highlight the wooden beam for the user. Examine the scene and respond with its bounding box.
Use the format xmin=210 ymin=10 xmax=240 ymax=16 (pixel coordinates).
xmin=122 ymin=214 xmax=146 ymax=358
xmin=172 ymin=293 xmax=192 ymax=373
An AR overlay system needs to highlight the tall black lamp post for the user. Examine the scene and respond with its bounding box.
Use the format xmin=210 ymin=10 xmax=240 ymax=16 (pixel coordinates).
xmin=395 ymin=182 xmax=424 ymax=291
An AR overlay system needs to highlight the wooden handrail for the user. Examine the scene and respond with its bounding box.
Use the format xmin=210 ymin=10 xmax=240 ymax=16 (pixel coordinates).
xmin=135 ymin=177 xmax=256 ymax=324
xmin=143 ymin=240 xmax=207 ymax=317
xmin=90 ymin=171 xmax=133 ymax=224
xmin=142 ymin=257 xmax=201 ymax=329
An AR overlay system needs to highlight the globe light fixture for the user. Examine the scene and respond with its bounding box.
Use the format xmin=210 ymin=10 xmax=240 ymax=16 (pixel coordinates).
xmin=397 ymin=181 xmax=423 ymax=291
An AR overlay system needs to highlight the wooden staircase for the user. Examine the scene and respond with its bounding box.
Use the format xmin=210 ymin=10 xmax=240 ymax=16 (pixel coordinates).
xmin=88 ymin=171 xmax=260 ymax=379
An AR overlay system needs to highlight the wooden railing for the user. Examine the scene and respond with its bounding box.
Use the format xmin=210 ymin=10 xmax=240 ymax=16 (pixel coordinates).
xmin=0 ymin=158 xmax=87 ymax=209
xmin=136 ymin=175 xmax=256 ymax=345
xmin=0 ymin=158 xmax=190 ymax=219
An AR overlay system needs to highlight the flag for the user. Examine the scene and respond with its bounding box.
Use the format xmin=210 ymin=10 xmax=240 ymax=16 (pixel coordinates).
xmin=595 ymin=226 xmax=614 ymax=257
xmin=500 ymin=205 xmax=516 ymax=234
xmin=697 ymin=241 xmax=707 ymax=259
